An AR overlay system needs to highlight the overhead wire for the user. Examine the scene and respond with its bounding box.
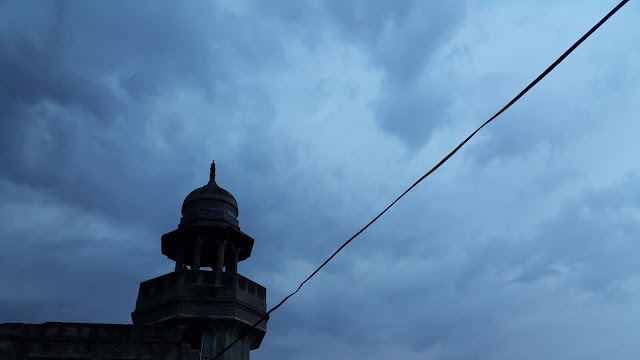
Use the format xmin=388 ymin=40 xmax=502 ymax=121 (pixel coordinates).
xmin=212 ymin=0 xmax=630 ymax=358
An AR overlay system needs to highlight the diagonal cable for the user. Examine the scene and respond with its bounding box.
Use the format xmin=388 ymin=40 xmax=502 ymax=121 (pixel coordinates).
xmin=213 ymin=0 xmax=630 ymax=358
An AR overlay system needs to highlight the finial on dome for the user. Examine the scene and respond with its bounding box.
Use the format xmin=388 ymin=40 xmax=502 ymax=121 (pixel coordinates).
xmin=209 ymin=160 xmax=216 ymax=183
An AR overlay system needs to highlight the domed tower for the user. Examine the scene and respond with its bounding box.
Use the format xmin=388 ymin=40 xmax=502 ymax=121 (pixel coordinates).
xmin=131 ymin=161 xmax=268 ymax=360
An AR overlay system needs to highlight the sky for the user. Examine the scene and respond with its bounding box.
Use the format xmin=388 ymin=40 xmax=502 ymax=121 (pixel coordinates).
xmin=0 ymin=0 xmax=639 ymax=359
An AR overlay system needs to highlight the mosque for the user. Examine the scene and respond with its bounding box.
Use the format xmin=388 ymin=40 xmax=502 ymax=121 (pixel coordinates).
xmin=0 ymin=161 xmax=268 ymax=360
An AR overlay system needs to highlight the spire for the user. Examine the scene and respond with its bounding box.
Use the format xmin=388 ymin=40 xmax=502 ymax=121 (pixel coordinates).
xmin=209 ymin=160 xmax=216 ymax=185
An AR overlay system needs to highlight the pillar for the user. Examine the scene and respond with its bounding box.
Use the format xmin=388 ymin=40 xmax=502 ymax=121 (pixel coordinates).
xmin=192 ymin=238 xmax=204 ymax=270
xmin=227 ymin=248 xmax=238 ymax=273
xmin=214 ymin=242 xmax=225 ymax=271
xmin=175 ymin=246 xmax=184 ymax=272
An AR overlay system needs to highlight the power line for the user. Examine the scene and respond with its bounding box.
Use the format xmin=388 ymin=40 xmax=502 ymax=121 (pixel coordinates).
xmin=213 ymin=0 xmax=630 ymax=358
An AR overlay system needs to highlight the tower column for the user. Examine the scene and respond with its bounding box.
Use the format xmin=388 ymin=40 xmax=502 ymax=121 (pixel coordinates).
xmin=192 ymin=238 xmax=204 ymax=270
xmin=175 ymin=245 xmax=184 ymax=271
xmin=215 ymin=242 xmax=226 ymax=271
xmin=227 ymin=247 xmax=238 ymax=273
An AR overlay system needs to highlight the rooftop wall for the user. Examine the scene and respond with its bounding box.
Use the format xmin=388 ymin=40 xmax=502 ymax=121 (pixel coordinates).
xmin=137 ymin=271 xmax=267 ymax=311
xmin=0 ymin=322 xmax=200 ymax=360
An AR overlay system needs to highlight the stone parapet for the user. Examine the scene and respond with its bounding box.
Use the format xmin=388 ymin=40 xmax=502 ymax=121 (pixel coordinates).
xmin=0 ymin=322 xmax=200 ymax=360
xmin=131 ymin=270 xmax=268 ymax=349
xmin=136 ymin=271 xmax=266 ymax=310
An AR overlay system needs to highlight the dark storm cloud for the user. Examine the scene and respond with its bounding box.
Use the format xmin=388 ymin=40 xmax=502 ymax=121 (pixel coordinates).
xmin=259 ymin=172 xmax=640 ymax=359
xmin=0 ymin=0 xmax=331 ymax=335
xmin=0 ymin=0 xmax=288 ymax=231
xmin=521 ymin=175 xmax=640 ymax=293
xmin=257 ymin=0 xmax=466 ymax=149
xmin=373 ymin=83 xmax=449 ymax=147
xmin=0 ymin=176 xmax=168 ymax=324
xmin=0 ymin=1 xmax=214 ymax=120
xmin=0 ymin=33 xmax=119 ymax=121
xmin=0 ymin=0 xmax=288 ymax=328
xmin=1 ymin=1 xmax=639 ymax=360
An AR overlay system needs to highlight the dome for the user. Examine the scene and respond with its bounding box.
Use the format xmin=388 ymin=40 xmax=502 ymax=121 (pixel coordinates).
xmin=180 ymin=161 xmax=239 ymax=227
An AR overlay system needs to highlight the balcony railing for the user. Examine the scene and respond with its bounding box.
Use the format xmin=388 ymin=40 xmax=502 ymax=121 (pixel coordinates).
xmin=137 ymin=270 xmax=266 ymax=303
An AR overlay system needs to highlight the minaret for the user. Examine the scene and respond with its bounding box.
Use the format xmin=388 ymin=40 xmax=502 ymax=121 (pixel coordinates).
xmin=132 ymin=161 xmax=268 ymax=360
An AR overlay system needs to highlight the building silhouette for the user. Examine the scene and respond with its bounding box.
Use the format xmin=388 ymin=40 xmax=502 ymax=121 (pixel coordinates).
xmin=0 ymin=161 xmax=268 ymax=360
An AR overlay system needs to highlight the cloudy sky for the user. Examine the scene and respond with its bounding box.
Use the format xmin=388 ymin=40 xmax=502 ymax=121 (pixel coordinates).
xmin=1 ymin=0 xmax=639 ymax=359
